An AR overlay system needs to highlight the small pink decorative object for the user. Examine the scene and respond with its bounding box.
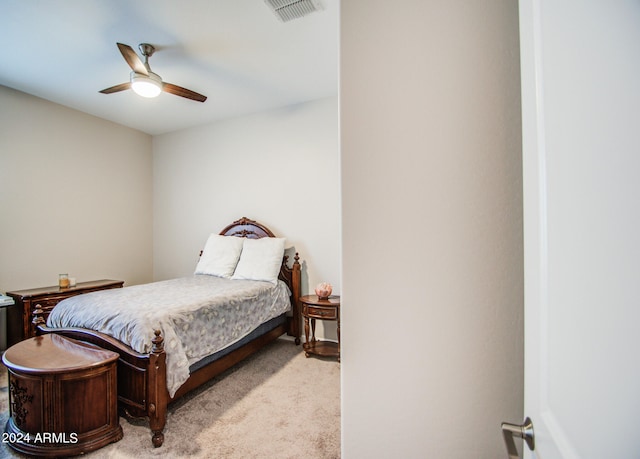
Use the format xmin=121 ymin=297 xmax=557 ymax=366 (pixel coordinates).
xmin=315 ymin=282 xmax=333 ymax=300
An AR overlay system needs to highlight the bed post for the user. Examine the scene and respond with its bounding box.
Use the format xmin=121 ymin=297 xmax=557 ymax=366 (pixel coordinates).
xmin=32 ymin=306 xmax=45 ymax=334
xmin=291 ymin=253 xmax=301 ymax=345
xmin=147 ymin=330 xmax=167 ymax=447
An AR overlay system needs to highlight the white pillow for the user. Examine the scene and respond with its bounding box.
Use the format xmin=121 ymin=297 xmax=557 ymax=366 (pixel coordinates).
xmin=195 ymin=234 xmax=244 ymax=278
xmin=232 ymin=237 xmax=286 ymax=284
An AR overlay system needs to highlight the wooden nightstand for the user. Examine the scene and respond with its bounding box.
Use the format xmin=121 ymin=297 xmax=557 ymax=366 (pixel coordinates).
xmin=5 ymin=279 xmax=124 ymax=346
xmin=299 ymin=295 xmax=340 ymax=361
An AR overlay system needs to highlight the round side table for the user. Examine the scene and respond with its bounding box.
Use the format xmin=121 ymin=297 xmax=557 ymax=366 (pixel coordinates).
xmin=299 ymin=295 xmax=340 ymax=361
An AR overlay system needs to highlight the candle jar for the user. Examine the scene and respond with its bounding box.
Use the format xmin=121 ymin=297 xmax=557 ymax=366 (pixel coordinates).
xmin=59 ymin=273 xmax=70 ymax=288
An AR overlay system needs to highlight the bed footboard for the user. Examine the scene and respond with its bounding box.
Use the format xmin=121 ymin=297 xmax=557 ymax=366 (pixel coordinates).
xmin=33 ymin=309 xmax=169 ymax=447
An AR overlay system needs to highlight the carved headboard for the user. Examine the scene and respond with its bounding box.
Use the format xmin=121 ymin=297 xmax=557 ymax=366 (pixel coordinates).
xmin=218 ymin=216 xmax=276 ymax=239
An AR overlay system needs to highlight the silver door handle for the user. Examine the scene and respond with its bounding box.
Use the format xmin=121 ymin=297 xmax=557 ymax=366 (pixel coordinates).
xmin=501 ymin=417 xmax=535 ymax=458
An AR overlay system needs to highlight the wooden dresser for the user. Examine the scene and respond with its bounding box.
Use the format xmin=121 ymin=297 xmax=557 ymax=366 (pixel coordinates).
xmin=5 ymin=279 xmax=124 ymax=346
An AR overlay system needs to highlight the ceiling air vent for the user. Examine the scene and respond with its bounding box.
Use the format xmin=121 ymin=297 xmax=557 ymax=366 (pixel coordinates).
xmin=264 ymin=0 xmax=325 ymax=22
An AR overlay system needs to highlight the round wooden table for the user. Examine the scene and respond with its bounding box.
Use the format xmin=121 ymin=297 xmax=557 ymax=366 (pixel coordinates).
xmin=299 ymin=295 xmax=340 ymax=361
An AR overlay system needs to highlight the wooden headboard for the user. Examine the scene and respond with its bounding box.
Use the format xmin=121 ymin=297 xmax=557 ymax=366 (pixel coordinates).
xmin=219 ymin=216 xmax=276 ymax=239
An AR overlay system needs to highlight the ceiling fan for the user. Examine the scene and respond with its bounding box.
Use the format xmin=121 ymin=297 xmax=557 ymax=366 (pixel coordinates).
xmin=99 ymin=43 xmax=207 ymax=102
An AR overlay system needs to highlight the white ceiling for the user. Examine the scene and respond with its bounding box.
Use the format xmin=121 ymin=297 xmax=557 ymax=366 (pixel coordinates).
xmin=0 ymin=0 xmax=339 ymax=135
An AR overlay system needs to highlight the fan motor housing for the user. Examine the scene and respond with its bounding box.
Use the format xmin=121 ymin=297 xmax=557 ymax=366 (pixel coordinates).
xmin=138 ymin=43 xmax=156 ymax=58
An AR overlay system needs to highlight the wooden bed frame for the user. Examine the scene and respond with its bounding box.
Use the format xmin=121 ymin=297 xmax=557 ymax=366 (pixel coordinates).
xmin=32 ymin=217 xmax=301 ymax=447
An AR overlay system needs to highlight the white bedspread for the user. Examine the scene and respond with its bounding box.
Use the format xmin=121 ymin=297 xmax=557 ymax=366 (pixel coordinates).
xmin=47 ymin=275 xmax=291 ymax=396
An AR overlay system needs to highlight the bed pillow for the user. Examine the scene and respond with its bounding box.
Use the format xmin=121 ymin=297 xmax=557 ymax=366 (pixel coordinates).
xmin=194 ymin=234 xmax=245 ymax=278
xmin=231 ymin=237 xmax=286 ymax=284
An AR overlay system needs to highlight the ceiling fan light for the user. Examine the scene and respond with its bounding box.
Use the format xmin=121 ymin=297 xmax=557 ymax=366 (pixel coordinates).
xmin=131 ymin=73 xmax=162 ymax=98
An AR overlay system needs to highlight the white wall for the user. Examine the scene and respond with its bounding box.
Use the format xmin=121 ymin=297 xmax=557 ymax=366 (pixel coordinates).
xmin=340 ymin=2 xmax=523 ymax=458
xmin=0 ymin=86 xmax=154 ymax=292
xmin=152 ymin=96 xmax=340 ymax=339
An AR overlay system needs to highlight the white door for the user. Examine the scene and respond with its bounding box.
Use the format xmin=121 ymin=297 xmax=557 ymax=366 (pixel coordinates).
xmin=515 ymin=1 xmax=640 ymax=458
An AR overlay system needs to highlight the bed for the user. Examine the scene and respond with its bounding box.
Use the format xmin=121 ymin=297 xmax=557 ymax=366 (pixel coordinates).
xmin=32 ymin=217 xmax=301 ymax=447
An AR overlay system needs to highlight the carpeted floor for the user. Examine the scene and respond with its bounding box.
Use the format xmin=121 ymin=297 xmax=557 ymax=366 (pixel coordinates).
xmin=0 ymin=338 xmax=340 ymax=458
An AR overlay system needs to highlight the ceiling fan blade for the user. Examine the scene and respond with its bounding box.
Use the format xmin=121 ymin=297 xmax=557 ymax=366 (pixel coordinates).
xmin=99 ymin=82 xmax=131 ymax=94
xmin=163 ymin=83 xmax=207 ymax=102
xmin=117 ymin=43 xmax=148 ymax=76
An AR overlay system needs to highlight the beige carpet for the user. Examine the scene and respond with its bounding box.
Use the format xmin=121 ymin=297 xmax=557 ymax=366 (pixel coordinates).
xmin=0 ymin=338 xmax=340 ymax=458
